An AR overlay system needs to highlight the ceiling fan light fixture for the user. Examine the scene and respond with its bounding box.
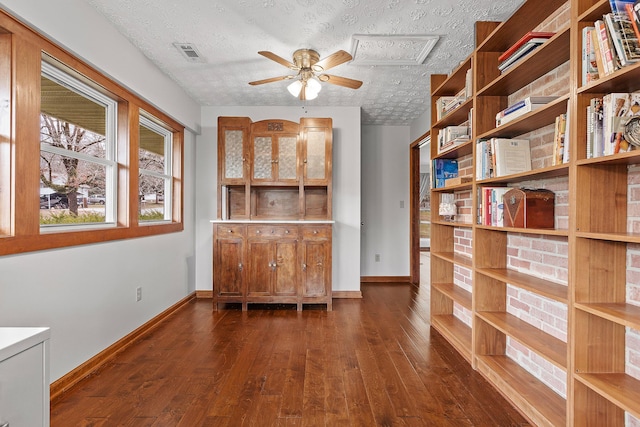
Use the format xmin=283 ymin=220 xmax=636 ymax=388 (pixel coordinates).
xmin=287 ymin=80 xmax=303 ymax=97
xmin=307 ymin=77 xmax=322 ymax=94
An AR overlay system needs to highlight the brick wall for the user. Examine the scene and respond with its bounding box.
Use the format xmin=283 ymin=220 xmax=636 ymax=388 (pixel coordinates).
xmin=454 ymin=228 xmax=473 ymax=327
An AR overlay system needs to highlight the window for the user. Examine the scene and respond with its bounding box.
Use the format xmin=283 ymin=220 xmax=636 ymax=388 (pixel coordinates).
xmin=138 ymin=114 xmax=172 ymax=222
xmin=39 ymin=58 xmax=118 ymax=228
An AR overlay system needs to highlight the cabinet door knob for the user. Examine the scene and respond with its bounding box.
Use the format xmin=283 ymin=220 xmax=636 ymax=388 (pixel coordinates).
xmin=285 ymin=229 xmax=290 ymax=234
xmin=313 ymin=230 xmax=318 ymax=234
xmin=303 ymin=159 xmax=308 ymax=163
xmin=227 ymin=229 xmax=233 ymax=233
xmin=271 ymin=229 xmax=275 ymax=234
xmin=302 ymin=263 xmax=307 ymax=271
xmin=238 ymin=263 xmax=243 ymax=271
xmin=256 ymin=230 xmax=261 ymax=234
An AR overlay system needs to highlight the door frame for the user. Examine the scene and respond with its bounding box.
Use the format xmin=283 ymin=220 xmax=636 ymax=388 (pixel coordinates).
xmin=409 ymin=131 xmax=430 ymax=284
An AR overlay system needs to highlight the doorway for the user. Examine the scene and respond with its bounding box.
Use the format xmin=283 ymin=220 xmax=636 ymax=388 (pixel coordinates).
xmin=409 ymin=132 xmax=430 ymax=284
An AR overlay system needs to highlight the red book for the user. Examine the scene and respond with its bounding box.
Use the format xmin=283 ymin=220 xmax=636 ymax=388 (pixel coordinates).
xmin=498 ymin=31 xmax=556 ymax=62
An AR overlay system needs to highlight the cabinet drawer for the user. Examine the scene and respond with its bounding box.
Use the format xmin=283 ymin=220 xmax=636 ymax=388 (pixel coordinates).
xmin=215 ymin=224 xmax=245 ymax=237
xmin=247 ymin=225 xmax=298 ymax=238
xmin=302 ymin=226 xmax=331 ymax=239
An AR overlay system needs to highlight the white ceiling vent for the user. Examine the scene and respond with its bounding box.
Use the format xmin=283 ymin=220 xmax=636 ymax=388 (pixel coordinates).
xmin=350 ymin=34 xmax=439 ymax=66
xmin=173 ymin=43 xmax=204 ymax=62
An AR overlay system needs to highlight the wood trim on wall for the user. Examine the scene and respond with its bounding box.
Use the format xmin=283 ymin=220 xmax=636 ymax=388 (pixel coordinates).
xmin=332 ymin=291 xmax=362 ymax=299
xmin=196 ymin=290 xmax=214 ymax=299
xmin=50 ymin=293 xmax=196 ymax=402
xmin=360 ymin=276 xmax=411 ymax=283
xmin=409 ymin=131 xmax=429 ymax=285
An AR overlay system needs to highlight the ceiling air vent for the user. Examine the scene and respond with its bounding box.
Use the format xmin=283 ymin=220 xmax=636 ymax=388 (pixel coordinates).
xmin=173 ymin=43 xmax=204 ymax=62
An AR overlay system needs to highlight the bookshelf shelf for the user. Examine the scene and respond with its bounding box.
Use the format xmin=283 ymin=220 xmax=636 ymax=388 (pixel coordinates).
xmin=575 ymin=303 xmax=640 ymax=330
xmin=574 ymin=373 xmax=640 ymax=420
xmin=433 ymin=98 xmax=473 ymax=129
xmin=476 ymin=355 xmax=567 ymax=427
xmin=576 ymin=231 xmax=640 ymax=244
xmin=477 ymin=311 xmax=567 ymax=369
xmin=476 ymin=163 xmax=569 ymax=185
xmin=476 ymin=95 xmax=570 ymax=140
xmin=433 ymin=57 xmax=472 ymax=96
xmin=433 ymin=139 xmax=473 ymax=159
xmin=577 ymin=60 xmax=640 ymax=94
xmin=431 ymin=315 xmax=472 ymax=363
xmin=429 ymin=219 xmax=473 ymax=228
xmin=477 ymin=27 xmax=571 ymax=96
xmin=430 ymin=251 xmax=473 ymax=269
xmin=475 ymin=225 xmax=569 ymax=237
xmin=432 ymin=282 xmax=472 ymax=311
xmin=476 ymin=267 xmax=568 ymax=303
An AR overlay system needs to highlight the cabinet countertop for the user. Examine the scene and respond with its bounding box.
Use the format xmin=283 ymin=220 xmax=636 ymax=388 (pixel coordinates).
xmin=211 ymin=220 xmax=335 ymax=224
xmin=0 ymin=327 xmax=51 ymax=362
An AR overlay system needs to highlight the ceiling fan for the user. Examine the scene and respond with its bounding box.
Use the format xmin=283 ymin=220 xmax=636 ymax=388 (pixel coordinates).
xmin=249 ymin=49 xmax=363 ymax=100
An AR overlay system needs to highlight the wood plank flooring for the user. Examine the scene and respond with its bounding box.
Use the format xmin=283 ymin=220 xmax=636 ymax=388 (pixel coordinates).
xmin=51 ymin=271 xmax=529 ymax=425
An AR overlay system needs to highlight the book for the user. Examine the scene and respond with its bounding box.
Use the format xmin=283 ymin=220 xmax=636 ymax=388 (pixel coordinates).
xmin=591 ymin=24 xmax=607 ymax=77
xmin=626 ymin=2 xmax=640 ymax=39
xmin=609 ymin=0 xmax=635 ymax=14
xmin=602 ymin=92 xmax=635 ymax=155
xmin=491 ymin=138 xmax=532 ymax=177
xmin=553 ymin=113 xmax=567 ymax=165
xmin=595 ymin=19 xmax=617 ymax=75
xmin=604 ymin=12 xmax=640 ymax=67
xmin=496 ymin=96 xmax=559 ymax=126
xmin=498 ymin=31 xmax=555 ymax=62
xmin=498 ymin=40 xmax=546 ymax=72
xmin=432 ymin=159 xmax=458 ymax=189
xmin=582 ymin=26 xmax=600 ymax=84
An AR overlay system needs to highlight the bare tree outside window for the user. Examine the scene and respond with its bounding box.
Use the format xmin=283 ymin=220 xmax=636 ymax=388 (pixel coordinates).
xmin=40 ymin=114 xmax=106 ymax=216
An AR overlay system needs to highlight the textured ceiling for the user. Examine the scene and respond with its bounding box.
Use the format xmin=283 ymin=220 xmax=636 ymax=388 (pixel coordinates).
xmin=84 ymin=0 xmax=525 ymax=126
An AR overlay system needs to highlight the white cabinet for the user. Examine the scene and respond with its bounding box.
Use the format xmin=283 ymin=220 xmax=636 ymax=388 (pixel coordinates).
xmin=0 ymin=327 xmax=51 ymax=427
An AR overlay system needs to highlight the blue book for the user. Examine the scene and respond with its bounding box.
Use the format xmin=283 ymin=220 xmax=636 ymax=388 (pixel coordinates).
xmin=432 ymin=159 xmax=458 ymax=188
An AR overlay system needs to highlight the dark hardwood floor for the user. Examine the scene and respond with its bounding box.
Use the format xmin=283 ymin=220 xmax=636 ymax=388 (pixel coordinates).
xmin=51 ymin=277 xmax=529 ymax=426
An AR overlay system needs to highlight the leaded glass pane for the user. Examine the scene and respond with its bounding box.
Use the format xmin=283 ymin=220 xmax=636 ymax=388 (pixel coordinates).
xmin=278 ymin=136 xmax=297 ymax=180
xmin=253 ymin=136 xmax=272 ymax=179
xmin=306 ymin=130 xmax=325 ymax=180
xmin=224 ymin=130 xmax=244 ymax=179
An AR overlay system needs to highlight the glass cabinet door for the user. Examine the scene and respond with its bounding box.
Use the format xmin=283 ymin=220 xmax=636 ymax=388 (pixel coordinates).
xmin=305 ymin=130 xmax=326 ymax=180
xmin=301 ymin=118 xmax=332 ymax=185
xmin=253 ymin=136 xmax=273 ymax=180
xmin=277 ymin=136 xmax=298 ymax=181
xmin=224 ymin=129 xmax=245 ymax=180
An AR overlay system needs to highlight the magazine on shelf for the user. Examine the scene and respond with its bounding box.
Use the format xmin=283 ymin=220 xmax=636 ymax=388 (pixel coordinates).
xmin=492 ymin=138 xmax=532 ymax=177
xmin=495 ymin=96 xmax=559 ymax=126
xmin=498 ymin=40 xmax=546 ymax=72
xmin=432 ymin=159 xmax=459 ymax=189
xmin=582 ymin=26 xmax=600 ymax=84
xmin=498 ymin=31 xmax=555 ymax=62
xmin=604 ymin=12 xmax=640 ymax=67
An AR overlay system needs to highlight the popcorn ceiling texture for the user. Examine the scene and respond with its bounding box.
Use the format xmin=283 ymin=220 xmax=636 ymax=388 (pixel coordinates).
xmin=84 ymin=0 xmax=524 ymax=125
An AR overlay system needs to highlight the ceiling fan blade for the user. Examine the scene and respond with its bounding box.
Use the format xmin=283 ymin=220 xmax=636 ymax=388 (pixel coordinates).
xmin=248 ymin=75 xmax=294 ymax=85
xmin=258 ymin=51 xmax=297 ymax=69
xmin=319 ymin=74 xmax=363 ymax=89
xmin=315 ymin=50 xmax=353 ymax=71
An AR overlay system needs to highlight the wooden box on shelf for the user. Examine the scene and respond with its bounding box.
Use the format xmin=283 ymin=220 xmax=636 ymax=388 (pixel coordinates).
xmin=503 ymin=188 xmax=554 ymax=228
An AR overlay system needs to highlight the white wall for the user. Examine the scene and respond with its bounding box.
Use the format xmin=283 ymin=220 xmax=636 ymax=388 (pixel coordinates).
xmin=0 ymin=0 xmax=200 ymax=382
xmin=360 ymin=125 xmax=411 ymax=277
xmin=410 ymin=107 xmax=431 ymax=143
xmin=196 ymin=106 xmax=362 ymax=293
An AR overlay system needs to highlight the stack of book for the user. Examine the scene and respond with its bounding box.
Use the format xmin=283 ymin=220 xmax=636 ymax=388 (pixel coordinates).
xmin=436 ymin=92 xmax=466 ymax=121
xmin=586 ymin=91 xmax=640 ymax=158
xmin=498 ymin=32 xmax=555 ymax=73
xmin=437 ymin=125 xmax=470 ymax=154
xmin=477 ymin=186 xmax=510 ymax=226
xmin=495 ymin=96 xmax=559 ymax=127
xmin=581 ymin=0 xmax=640 ymax=83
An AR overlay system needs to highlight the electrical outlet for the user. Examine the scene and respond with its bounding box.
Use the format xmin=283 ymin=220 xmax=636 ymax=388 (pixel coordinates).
xmin=375 ymin=254 xmax=381 ymax=262
xmin=136 ymin=287 xmax=142 ymax=302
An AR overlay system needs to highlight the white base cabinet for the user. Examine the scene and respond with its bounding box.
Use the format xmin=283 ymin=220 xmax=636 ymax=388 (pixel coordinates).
xmin=0 ymin=327 xmax=51 ymax=427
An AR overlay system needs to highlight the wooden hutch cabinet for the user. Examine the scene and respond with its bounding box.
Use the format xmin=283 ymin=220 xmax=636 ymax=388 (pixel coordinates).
xmin=213 ymin=117 xmax=333 ymax=311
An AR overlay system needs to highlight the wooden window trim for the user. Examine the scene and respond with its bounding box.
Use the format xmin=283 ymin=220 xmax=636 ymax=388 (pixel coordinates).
xmin=0 ymin=9 xmax=184 ymax=256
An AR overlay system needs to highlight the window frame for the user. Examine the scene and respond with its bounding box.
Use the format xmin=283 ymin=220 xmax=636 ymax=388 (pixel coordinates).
xmin=40 ymin=59 xmax=119 ymax=229
xmin=0 ymin=9 xmax=185 ymax=256
xmin=138 ymin=113 xmax=173 ymax=223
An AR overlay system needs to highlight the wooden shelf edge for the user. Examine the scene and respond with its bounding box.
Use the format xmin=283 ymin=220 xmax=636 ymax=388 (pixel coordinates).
xmin=476 ymin=163 xmax=569 ymax=185
xmin=432 ymin=56 xmax=472 ymax=96
xmin=432 ymin=282 xmax=472 ymax=310
xmin=476 ymin=311 xmax=567 ymax=369
xmin=430 ymin=220 xmax=473 ymax=228
xmin=430 ymin=251 xmax=473 ymax=268
xmin=574 ymin=373 xmax=640 ymax=420
xmin=476 ymin=355 xmax=567 ymax=427
xmin=574 ymin=303 xmax=640 ymax=330
xmin=431 ymin=314 xmax=473 ymax=363
xmin=475 ymin=267 xmax=568 ymax=303
xmin=576 ymin=231 xmax=640 ymax=244
xmin=475 ymin=225 xmax=569 ymax=237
